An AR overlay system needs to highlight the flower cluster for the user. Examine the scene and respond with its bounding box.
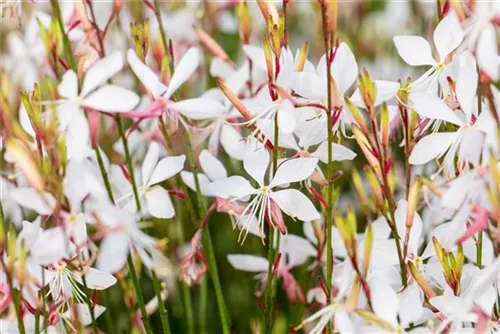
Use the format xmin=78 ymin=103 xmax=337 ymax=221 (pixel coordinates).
xmin=1 ymin=1 xmax=500 ymax=333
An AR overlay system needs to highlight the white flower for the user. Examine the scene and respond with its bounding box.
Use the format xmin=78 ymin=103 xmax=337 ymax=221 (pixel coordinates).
xmin=208 ymin=148 xmax=320 ymax=242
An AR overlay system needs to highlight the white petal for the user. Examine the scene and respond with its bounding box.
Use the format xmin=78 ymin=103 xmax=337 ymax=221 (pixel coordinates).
xmin=207 ymin=176 xmax=256 ymax=198
xmin=456 ymin=52 xmax=478 ymax=117
xmin=241 ymin=45 xmax=266 ymax=72
xmin=271 ymin=189 xmax=319 ymax=221
xmin=81 ymin=51 xmax=124 ymax=97
xmin=165 ymin=47 xmax=199 ymax=98
xmin=277 ymin=100 xmax=297 ymax=134
xmin=290 ymin=72 xmax=326 ymax=100
xmin=433 ymin=12 xmax=464 ymax=61
xmin=410 ymin=91 xmax=463 ymax=125
xmin=393 ymin=36 xmax=435 ymax=66
xmin=243 ymin=149 xmax=269 ymax=186
xmin=373 ymin=80 xmax=400 ymax=106
xmin=30 ymin=227 xmax=72 ymax=265
xmin=142 ymin=143 xmax=160 ymax=186
xmin=83 ymin=85 xmax=139 ymax=112
xmin=74 ymin=304 xmax=106 ymax=326
xmin=477 ymin=24 xmax=499 ymax=81
xmin=97 ymin=232 xmax=129 ymax=273
xmin=127 ymin=49 xmax=167 ymax=97
xmin=370 ymin=278 xmax=398 ymax=326
xmin=170 ymin=98 xmax=224 ymax=120
xmin=227 ymin=254 xmax=268 ymax=272
xmin=311 ymin=141 xmax=356 ymax=163
xmin=331 ymin=42 xmax=358 ymax=94
xmin=145 ymin=186 xmax=175 ymax=219
xmin=85 ymin=268 xmax=117 ymax=290
xmin=180 ymin=172 xmax=212 ymax=196
xmin=148 ymin=155 xmax=185 ymax=186
xmin=280 ymin=234 xmax=316 ymax=267
xmin=10 ymin=188 xmax=56 ymax=215
xmin=220 ymin=125 xmax=251 ymax=161
xmin=58 ymin=70 xmax=78 ymax=99
xmin=270 ymin=157 xmax=318 ymax=187
xmin=199 ymin=150 xmax=226 ymax=181
xmin=409 ymin=132 xmax=458 ymax=165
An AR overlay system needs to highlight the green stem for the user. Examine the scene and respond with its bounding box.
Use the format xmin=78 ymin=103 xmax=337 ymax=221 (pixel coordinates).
xmin=50 ymin=0 xmax=76 ymax=72
xmin=152 ymin=270 xmax=171 ymax=334
xmin=264 ymin=112 xmax=281 ymax=333
xmin=183 ymin=130 xmax=231 ymax=334
xmin=127 ymin=256 xmax=153 ymax=334
xmin=101 ymin=290 xmax=116 ymax=334
xmin=95 ymin=145 xmax=115 ymax=203
xmin=477 ymin=231 xmax=483 ymax=268
xmin=81 ymin=273 xmax=98 ymax=334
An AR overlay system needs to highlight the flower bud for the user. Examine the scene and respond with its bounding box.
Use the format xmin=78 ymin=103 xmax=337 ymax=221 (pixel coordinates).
xmin=295 ymin=42 xmax=308 ymax=72
xmin=130 ymin=20 xmax=150 ymax=62
xmin=6 ymin=139 xmax=44 ymax=191
xmin=194 ymin=26 xmax=230 ymax=62
xmin=237 ymin=1 xmax=252 ymax=44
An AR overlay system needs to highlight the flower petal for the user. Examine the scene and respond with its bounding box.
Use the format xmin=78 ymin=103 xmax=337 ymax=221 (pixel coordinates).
xmin=311 ymin=141 xmax=356 ymax=163
xmin=227 ymin=254 xmax=268 ymax=272
xmin=58 ymin=70 xmax=79 ymax=99
xmin=145 ymin=186 xmax=175 ymax=219
xmin=165 ymin=47 xmax=200 ymax=98
xmin=243 ymin=149 xmax=269 ymax=186
xmin=10 ymin=188 xmax=56 ymax=215
xmin=148 ymin=155 xmax=186 ymax=186
xmin=97 ymin=232 xmax=129 ymax=273
xmin=83 ymin=85 xmax=140 ymax=112
xmin=393 ymin=36 xmax=435 ymax=66
xmin=410 ymin=91 xmax=463 ymax=125
xmin=142 ymin=143 xmax=160 ymax=186
xmin=331 ymin=42 xmax=358 ymax=94
xmin=271 ymin=189 xmax=319 ymax=221
xmin=170 ymin=98 xmax=224 ymax=120
xmin=270 ymin=157 xmax=318 ymax=187
xmin=433 ymin=12 xmax=464 ymax=61
xmin=81 ymin=51 xmax=124 ymax=97
xmin=199 ymin=150 xmax=227 ymax=181
xmin=127 ymin=49 xmax=167 ymax=97
xmin=477 ymin=24 xmax=499 ymax=81
xmin=207 ymin=176 xmax=256 ymax=198
xmin=409 ymin=132 xmax=458 ymax=165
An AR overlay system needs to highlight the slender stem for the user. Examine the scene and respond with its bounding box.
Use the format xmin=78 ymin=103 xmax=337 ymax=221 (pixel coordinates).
xmin=320 ymin=0 xmax=334 ymax=309
xmin=101 ymin=290 xmax=116 ymax=333
xmin=264 ymin=112 xmax=281 ymax=333
xmin=95 ymin=145 xmax=115 ymax=203
xmin=477 ymin=231 xmax=483 ymax=267
xmin=81 ymin=273 xmax=98 ymax=334
xmin=50 ymin=0 xmax=76 ymax=72
xmin=127 ymin=256 xmax=153 ymax=334
xmin=183 ymin=130 xmax=231 ymax=334
xmin=152 ymin=270 xmax=172 ymax=334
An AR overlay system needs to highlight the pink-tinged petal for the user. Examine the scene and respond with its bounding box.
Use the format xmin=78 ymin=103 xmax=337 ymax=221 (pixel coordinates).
xmin=148 ymin=155 xmax=185 ymax=186
xmin=199 ymin=150 xmax=227 ymax=181
xmin=271 ymin=189 xmax=319 ymax=221
xmin=270 ymin=157 xmax=318 ymax=187
xmin=227 ymin=254 xmax=268 ymax=272
xmin=243 ymin=149 xmax=270 ymax=186
xmin=433 ymin=12 xmax=464 ymax=61
xmin=83 ymin=85 xmax=140 ymax=112
xmin=121 ymin=98 xmax=166 ymax=119
xmin=58 ymin=70 xmax=78 ymax=99
xmin=409 ymin=132 xmax=458 ymax=165
xmin=81 ymin=51 xmax=124 ymax=97
xmin=145 ymin=186 xmax=175 ymax=219
xmin=207 ymin=176 xmax=256 ymax=199
xmin=170 ymin=98 xmax=224 ymax=120
xmin=393 ymin=36 xmax=435 ymax=66
xmin=127 ymin=49 xmax=167 ymax=97
xmin=455 ymin=206 xmax=489 ymax=245
xmin=165 ymin=47 xmax=200 ymax=99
